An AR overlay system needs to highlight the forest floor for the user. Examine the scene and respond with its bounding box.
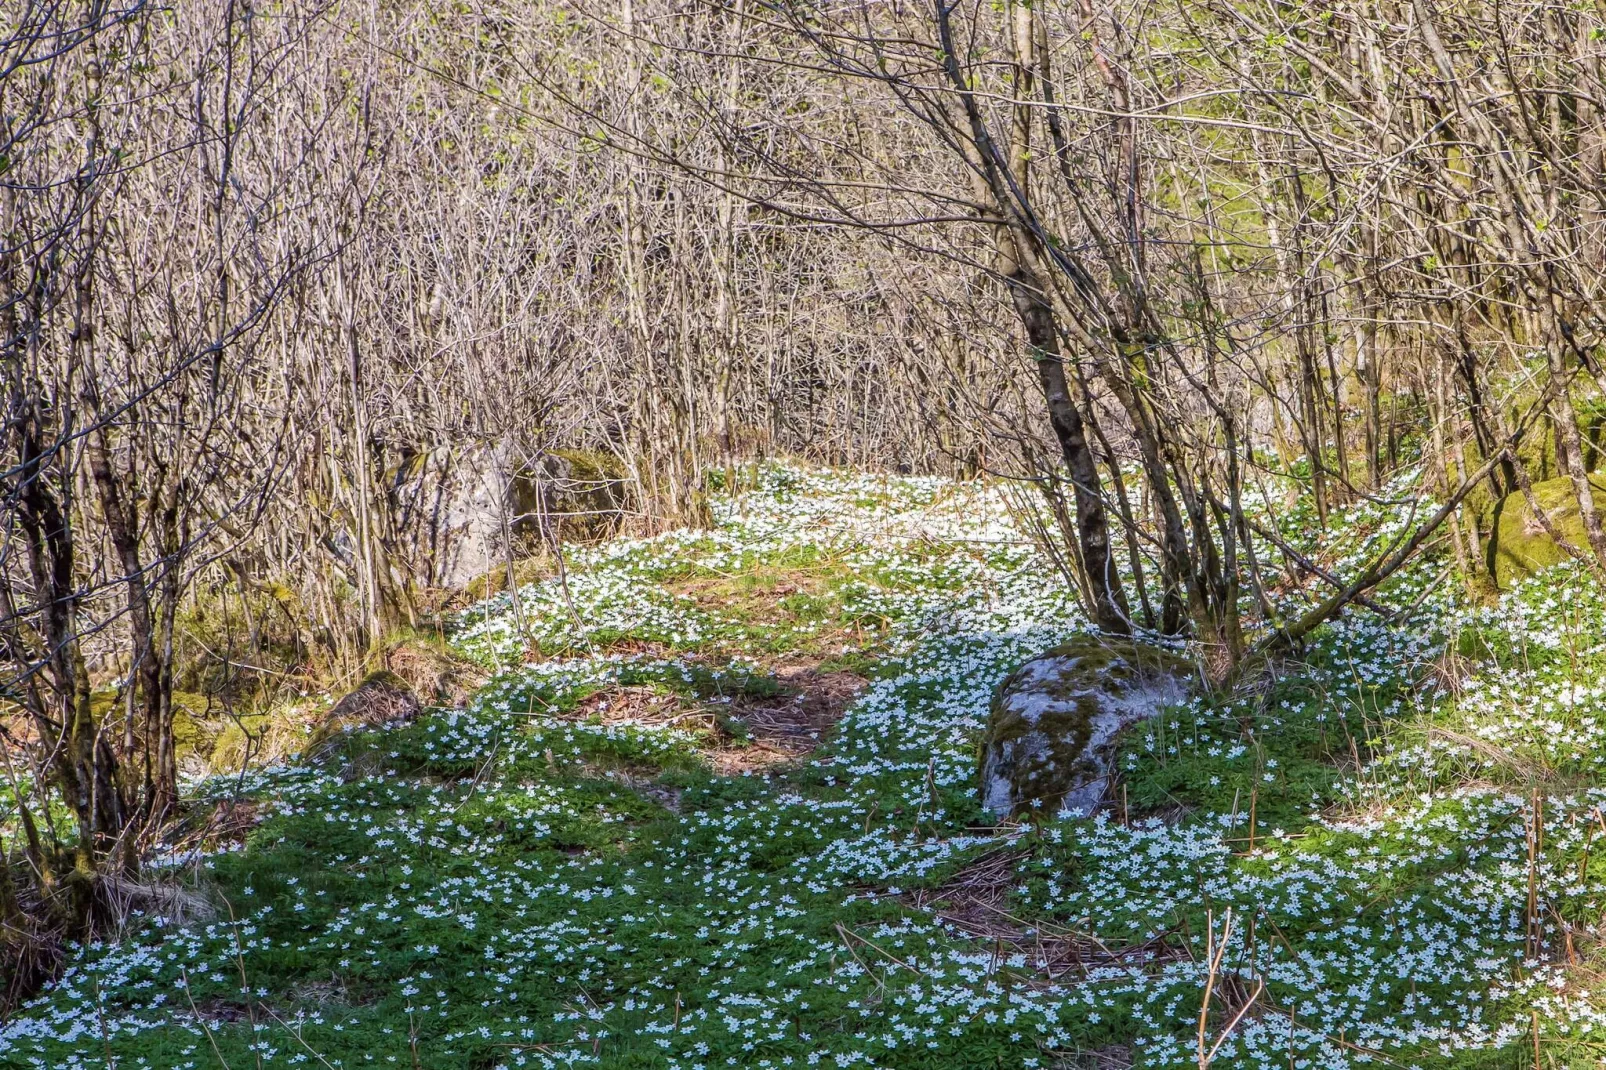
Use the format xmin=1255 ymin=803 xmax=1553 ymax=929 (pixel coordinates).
xmin=9 ymin=465 xmax=1606 ymax=1069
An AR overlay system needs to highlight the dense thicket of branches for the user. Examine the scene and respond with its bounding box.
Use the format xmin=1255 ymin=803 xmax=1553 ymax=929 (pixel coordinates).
xmin=4 ymin=0 xmax=1606 ymax=994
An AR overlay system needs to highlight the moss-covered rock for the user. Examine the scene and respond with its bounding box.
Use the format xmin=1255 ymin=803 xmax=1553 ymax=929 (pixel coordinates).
xmin=538 ymin=448 xmax=627 ymax=543
xmin=170 ymin=691 xmax=216 ymax=754
xmin=1490 ymin=475 xmax=1606 ymax=585
xmin=89 ymin=689 xmax=219 ymax=770
xmin=978 ymin=634 xmax=1194 ymax=820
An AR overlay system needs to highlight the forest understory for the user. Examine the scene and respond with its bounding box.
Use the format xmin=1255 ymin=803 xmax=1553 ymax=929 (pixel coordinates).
xmin=15 ymin=0 xmax=1606 ymax=1066
xmin=5 ymin=464 xmax=1606 ymax=1070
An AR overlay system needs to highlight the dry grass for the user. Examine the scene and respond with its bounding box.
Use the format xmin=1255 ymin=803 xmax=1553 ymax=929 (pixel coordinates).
xmin=1046 ymin=1046 xmax=1134 ymax=1070
xmin=382 ymin=638 xmax=484 ymax=708
xmin=904 ymin=847 xmax=1188 ymax=986
xmin=1426 ymin=725 xmax=1555 ymax=782
xmin=1427 ymin=650 xmax=1481 ymax=699
xmin=710 ymin=663 xmax=865 ymax=774
xmin=304 ymin=671 xmax=421 ymax=764
xmin=102 ymin=872 xmax=218 ymax=930
xmin=0 ymin=893 xmax=65 ymax=1012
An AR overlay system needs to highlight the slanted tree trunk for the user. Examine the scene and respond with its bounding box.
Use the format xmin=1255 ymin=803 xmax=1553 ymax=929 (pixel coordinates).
xmin=973 ymin=2 xmax=1132 ymax=633
xmin=1001 ymin=248 xmax=1132 ymax=633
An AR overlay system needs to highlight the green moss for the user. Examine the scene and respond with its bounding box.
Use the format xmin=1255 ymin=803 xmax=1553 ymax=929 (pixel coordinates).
xmin=208 ymin=711 xmax=279 ymax=770
xmin=980 ymin=635 xmax=1193 ymax=816
xmin=89 ymin=689 xmax=219 ymax=761
xmin=1040 ymin=634 xmax=1190 ymax=679
xmin=547 ymin=447 xmax=625 ymax=485
xmin=170 ymin=692 xmax=212 ymax=753
xmin=995 ymin=692 xmax=1103 ymax=815
xmin=353 ymin=668 xmax=409 ymax=692
xmin=536 ymin=448 xmax=628 ymax=542
xmin=1490 ymin=475 xmax=1606 ymax=585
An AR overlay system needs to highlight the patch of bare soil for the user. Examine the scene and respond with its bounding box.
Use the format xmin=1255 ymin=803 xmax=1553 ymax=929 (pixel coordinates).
xmin=572 ymin=684 xmax=689 ymax=724
xmin=1048 ymin=1046 xmax=1134 ymax=1070
xmin=188 ymin=998 xmax=253 ymax=1023
xmin=710 ymin=663 xmax=866 ymax=775
xmin=531 ymin=637 xmax=679 ymax=661
xmin=666 ymin=567 xmax=878 ymax=658
xmin=189 ymin=974 xmax=377 ymax=1029
xmin=670 ymin=570 xmax=835 ymax=610
xmin=566 ymin=658 xmax=866 ymax=775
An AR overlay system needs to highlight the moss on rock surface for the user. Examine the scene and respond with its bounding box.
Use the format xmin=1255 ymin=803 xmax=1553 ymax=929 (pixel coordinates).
xmin=1490 ymin=475 xmax=1606 ymax=585
xmin=978 ymin=634 xmax=1193 ymax=819
xmin=90 ymin=689 xmax=218 ymax=768
xmin=540 ymin=448 xmax=628 ymax=542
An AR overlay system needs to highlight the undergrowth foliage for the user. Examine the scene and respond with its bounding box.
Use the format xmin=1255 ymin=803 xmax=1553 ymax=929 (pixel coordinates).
xmin=9 ymin=467 xmax=1606 ymax=1068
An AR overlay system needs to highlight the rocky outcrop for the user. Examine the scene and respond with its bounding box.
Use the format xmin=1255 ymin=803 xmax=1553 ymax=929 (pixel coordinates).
xmin=978 ymin=634 xmax=1193 ymax=819
xmin=386 ymin=443 xmax=628 ymax=589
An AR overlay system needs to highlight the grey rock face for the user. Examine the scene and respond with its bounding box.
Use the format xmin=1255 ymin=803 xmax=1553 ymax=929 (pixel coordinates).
xmin=978 ymin=634 xmax=1193 ymax=819
xmin=386 ymin=443 xmax=625 ymax=590
xmin=383 ymin=442 xmax=518 ymax=590
xmin=434 ymin=444 xmax=516 ymax=589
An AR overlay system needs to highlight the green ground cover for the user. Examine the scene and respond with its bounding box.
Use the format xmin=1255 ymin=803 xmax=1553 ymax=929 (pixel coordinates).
xmin=9 ymin=466 xmax=1606 ymax=1069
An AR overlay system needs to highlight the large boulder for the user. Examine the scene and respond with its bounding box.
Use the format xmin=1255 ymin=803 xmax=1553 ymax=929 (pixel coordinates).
xmin=979 ymin=635 xmax=1193 ymax=819
xmin=1490 ymin=475 xmax=1606 ymax=587
xmin=386 ymin=443 xmax=628 ymax=590
xmin=385 ymin=441 xmax=521 ymax=590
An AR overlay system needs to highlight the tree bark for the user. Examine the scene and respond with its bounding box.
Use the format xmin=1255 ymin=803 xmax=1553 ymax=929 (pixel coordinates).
xmin=1004 ymin=252 xmax=1132 ymax=633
